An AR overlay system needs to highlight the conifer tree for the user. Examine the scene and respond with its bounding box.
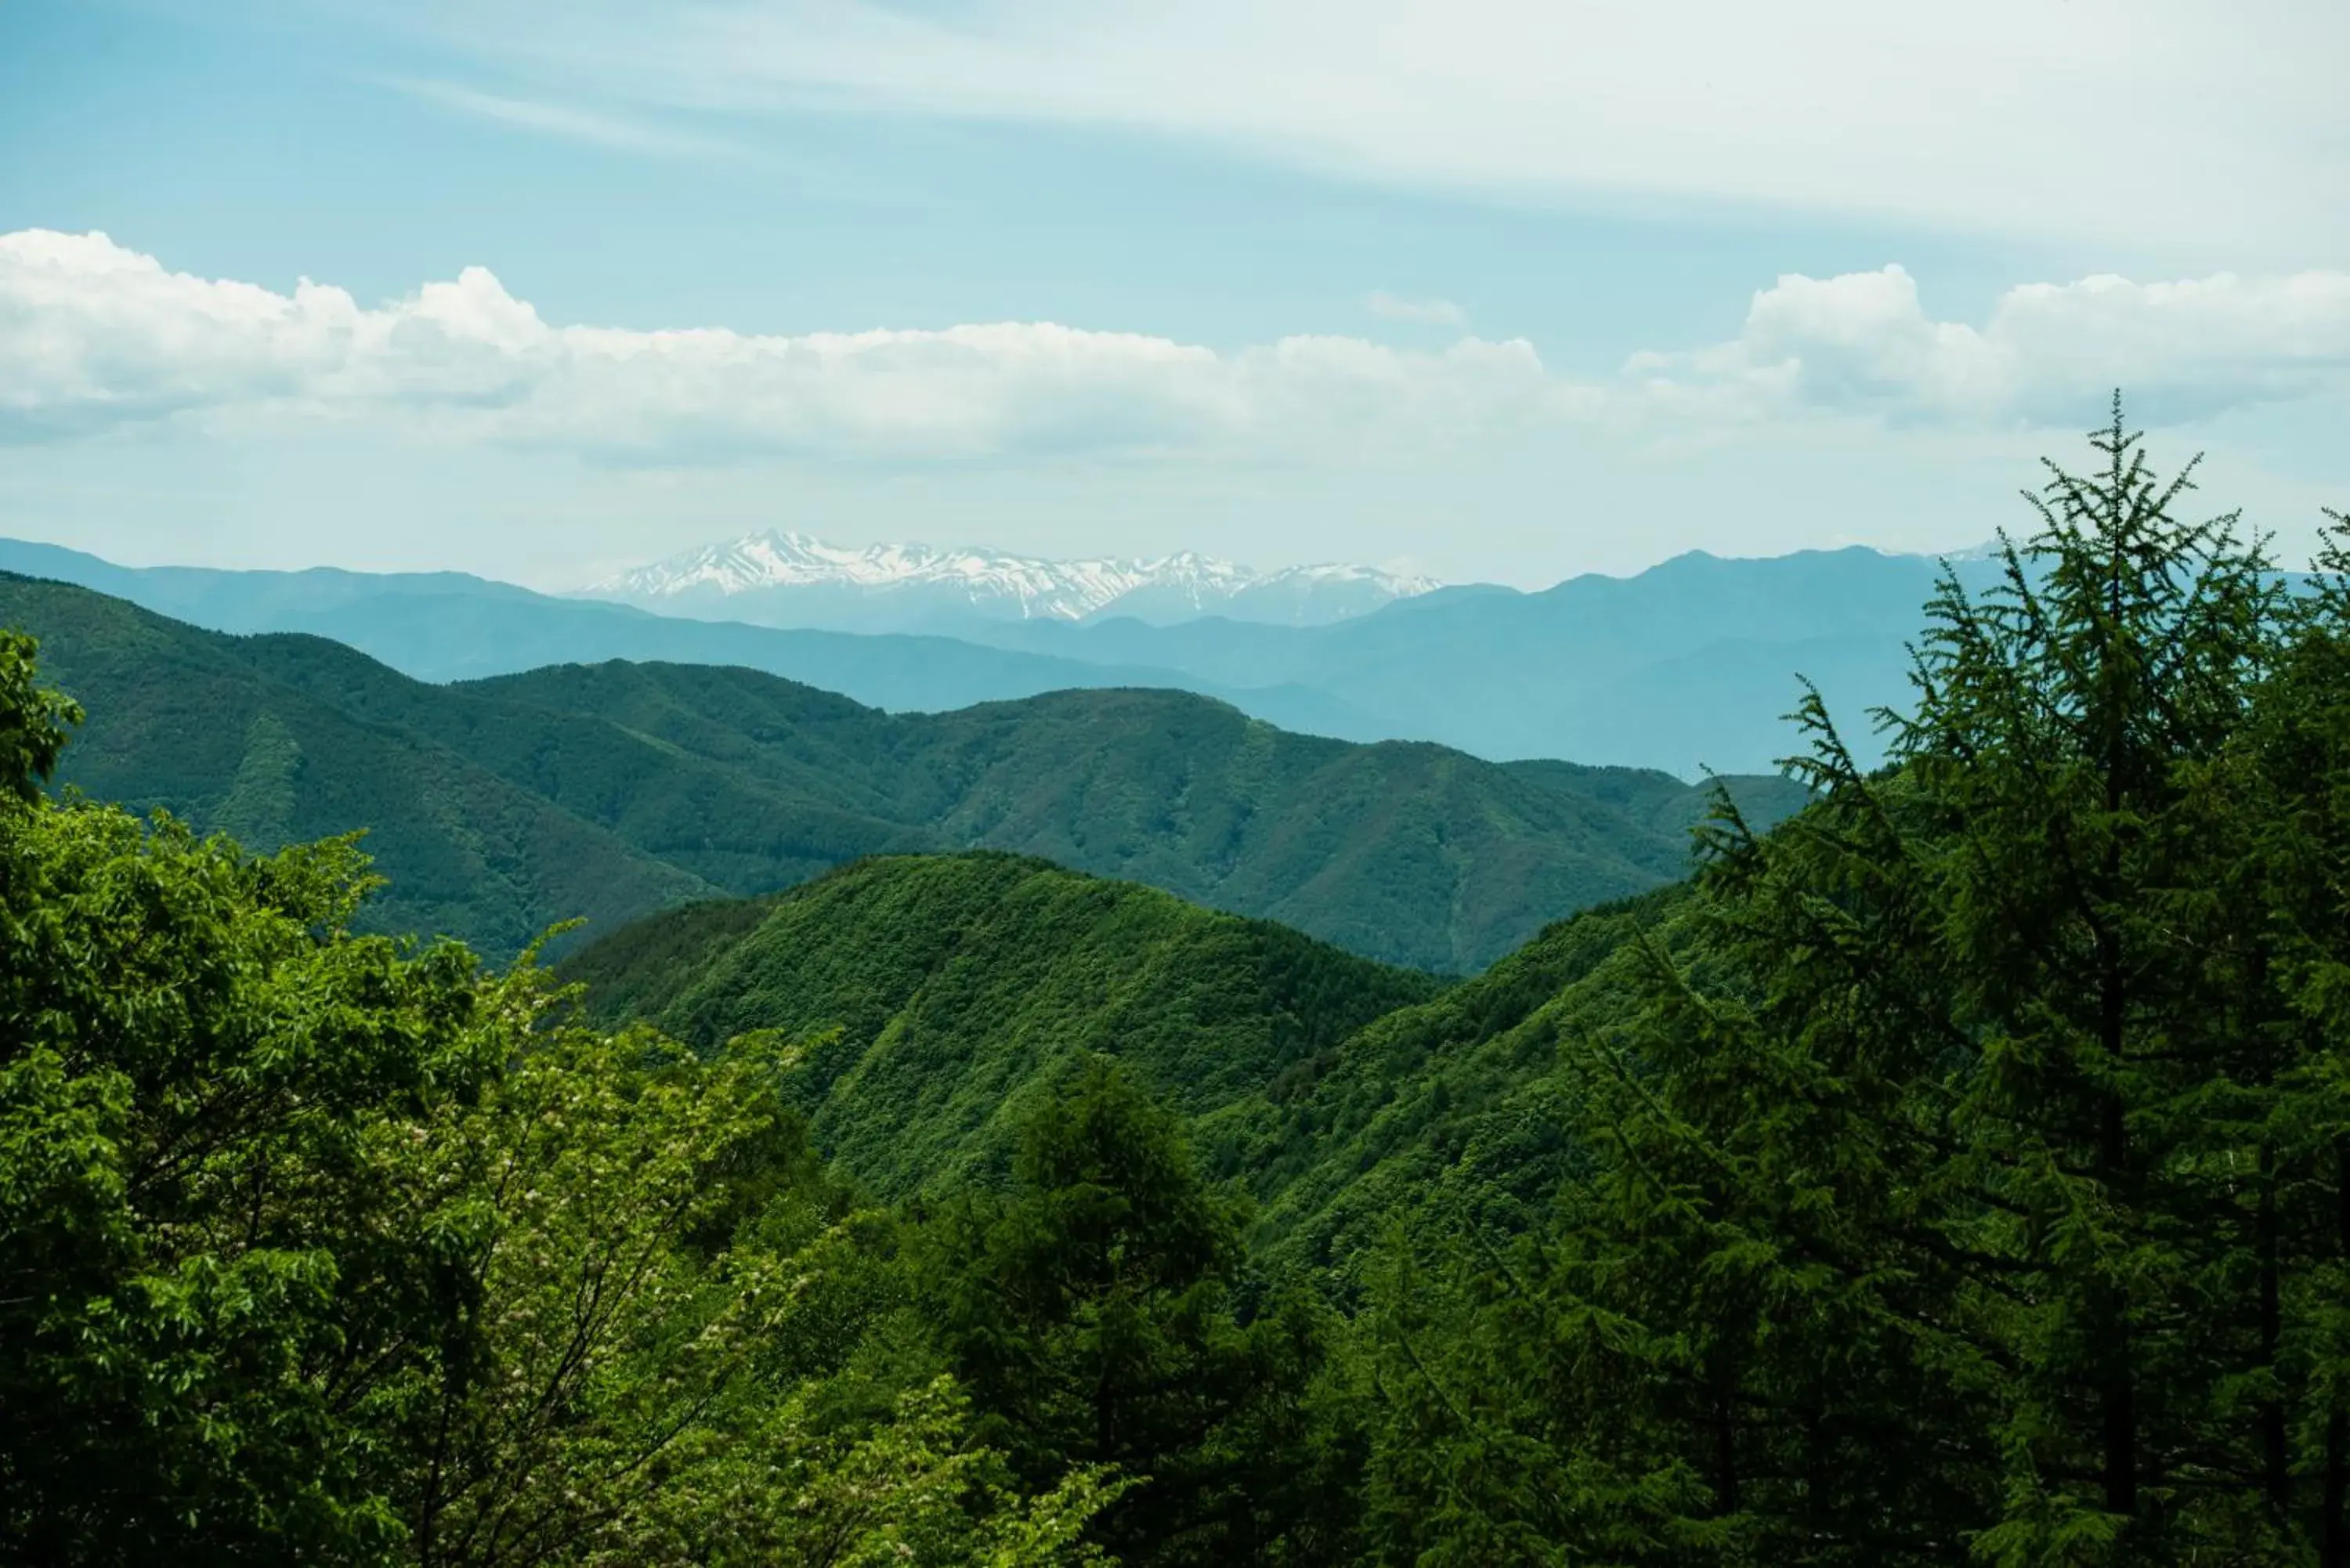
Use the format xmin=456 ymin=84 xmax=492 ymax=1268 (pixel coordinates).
xmin=1903 ymin=396 xmax=2284 ymax=1563
xmin=920 ymin=1057 xmax=1345 ymax=1566
xmin=1367 ymin=398 xmax=2305 ymax=1566
xmin=2234 ymin=506 xmax=2350 ymax=1565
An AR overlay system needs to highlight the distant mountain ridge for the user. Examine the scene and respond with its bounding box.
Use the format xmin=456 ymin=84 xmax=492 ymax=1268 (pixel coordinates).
xmin=0 ymin=573 xmax=1809 ymax=970
xmin=0 ymin=534 xmax=2019 ymax=775
xmin=580 ymin=529 xmax=1440 ymax=629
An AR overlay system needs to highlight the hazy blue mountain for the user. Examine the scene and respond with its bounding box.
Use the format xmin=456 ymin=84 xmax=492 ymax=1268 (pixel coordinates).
xmin=965 ymin=547 xmax=2012 ymax=773
xmin=0 ymin=537 xmax=545 ymax=627
xmin=2 ymin=536 xmax=2006 ymax=773
xmin=0 ymin=538 xmax=1400 ymax=743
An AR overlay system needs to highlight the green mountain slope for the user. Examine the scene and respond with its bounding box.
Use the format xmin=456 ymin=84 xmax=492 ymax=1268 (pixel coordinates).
xmin=222 ymin=631 xmax=936 ymax=892
xmin=466 ymin=660 xmax=1802 ymax=970
xmin=563 ymin=849 xmax=1686 ymax=1275
xmin=1206 ymin=890 xmax=1684 ymax=1278
xmin=0 ymin=573 xmax=1803 ymax=970
xmin=0 ymin=576 xmax=717 ymax=956
xmin=561 ymin=853 xmax=1445 ymax=1194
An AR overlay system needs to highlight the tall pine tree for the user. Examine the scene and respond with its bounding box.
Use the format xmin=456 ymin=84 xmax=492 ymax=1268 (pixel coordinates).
xmin=1368 ymin=398 xmax=2320 ymax=1565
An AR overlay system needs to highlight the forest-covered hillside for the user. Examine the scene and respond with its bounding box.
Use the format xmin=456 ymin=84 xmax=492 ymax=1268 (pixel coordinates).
xmin=0 ymin=573 xmax=1803 ymax=970
xmin=560 ymin=848 xmax=1697 ymax=1288
xmin=16 ymin=412 xmax=2350 ymax=1565
xmin=560 ymin=852 xmax=1444 ymax=1195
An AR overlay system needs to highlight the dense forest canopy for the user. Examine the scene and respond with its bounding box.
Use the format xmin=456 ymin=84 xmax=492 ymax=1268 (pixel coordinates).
xmin=6 ymin=400 xmax=2350 ymax=1565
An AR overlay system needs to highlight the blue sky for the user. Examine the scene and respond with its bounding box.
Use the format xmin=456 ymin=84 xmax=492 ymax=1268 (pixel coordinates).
xmin=3 ymin=0 xmax=2345 ymax=588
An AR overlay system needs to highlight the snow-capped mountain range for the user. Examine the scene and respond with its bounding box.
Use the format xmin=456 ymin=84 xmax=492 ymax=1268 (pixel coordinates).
xmin=580 ymin=530 xmax=1441 ymax=630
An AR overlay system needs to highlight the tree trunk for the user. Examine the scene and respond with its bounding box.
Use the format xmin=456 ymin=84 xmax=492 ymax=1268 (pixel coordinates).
xmin=2260 ymin=1145 xmax=2290 ymax=1518
xmin=2325 ymin=1143 xmax=2350 ymax=1567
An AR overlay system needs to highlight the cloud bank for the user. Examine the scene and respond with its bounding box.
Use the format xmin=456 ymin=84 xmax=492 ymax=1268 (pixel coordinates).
xmin=5 ymin=230 xmax=2348 ymax=462
xmin=1635 ymin=266 xmax=2350 ymax=428
xmin=0 ymin=229 xmax=1559 ymax=461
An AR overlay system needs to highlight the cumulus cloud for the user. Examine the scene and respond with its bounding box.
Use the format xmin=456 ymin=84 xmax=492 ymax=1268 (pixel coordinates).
xmin=1629 ymin=265 xmax=2350 ymax=426
xmin=0 ymin=229 xmax=1560 ymax=460
xmin=5 ymin=230 xmax=2347 ymax=462
xmin=1365 ymin=291 xmax=1468 ymax=327
xmin=368 ymin=0 xmax=2350 ymax=258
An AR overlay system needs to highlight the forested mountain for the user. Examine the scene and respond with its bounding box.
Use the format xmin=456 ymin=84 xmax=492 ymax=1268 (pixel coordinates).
xmin=17 ymin=410 xmax=2350 ymax=1563
xmin=544 ymin=412 xmax=2350 ymax=1563
xmin=0 ymin=573 xmax=717 ymax=956
xmin=0 ymin=573 xmax=1803 ymax=970
xmin=0 ymin=533 xmax=2005 ymax=773
xmin=563 ymin=849 xmax=1679 ymax=1282
xmin=562 ymin=853 xmax=1444 ymax=1195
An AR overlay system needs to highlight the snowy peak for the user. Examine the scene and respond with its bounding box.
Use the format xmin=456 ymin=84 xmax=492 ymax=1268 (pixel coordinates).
xmin=583 ymin=529 xmax=1438 ymax=629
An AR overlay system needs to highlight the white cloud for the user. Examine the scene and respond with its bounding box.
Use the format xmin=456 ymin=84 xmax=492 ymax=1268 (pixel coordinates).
xmin=1630 ymin=265 xmax=2350 ymax=426
xmin=1365 ymin=291 xmax=1468 ymax=328
xmin=5 ymin=230 xmax=2347 ymax=464
xmin=0 ymin=229 xmax=1562 ymax=461
xmin=385 ymin=79 xmax=743 ymax=158
xmin=363 ymin=0 xmax=2350 ymax=259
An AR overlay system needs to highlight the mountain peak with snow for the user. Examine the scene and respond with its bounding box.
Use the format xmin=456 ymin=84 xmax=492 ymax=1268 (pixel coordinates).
xmin=581 ymin=529 xmax=1440 ymax=630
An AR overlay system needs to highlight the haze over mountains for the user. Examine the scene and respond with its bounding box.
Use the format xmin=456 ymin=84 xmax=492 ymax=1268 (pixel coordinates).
xmin=0 ymin=534 xmax=1998 ymax=775
xmin=581 ymin=529 xmax=1441 ymax=630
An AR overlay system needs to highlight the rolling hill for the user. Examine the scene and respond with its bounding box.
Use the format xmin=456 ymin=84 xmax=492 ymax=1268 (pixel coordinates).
xmin=560 ymin=849 xmax=1687 ymax=1275
xmin=464 ymin=658 xmax=1803 ymax=970
xmin=0 ymin=574 xmax=717 ymax=957
xmin=560 ymin=852 xmax=1447 ymax=1194
xmin=0 ymin=573 xmax=1805 ymax=970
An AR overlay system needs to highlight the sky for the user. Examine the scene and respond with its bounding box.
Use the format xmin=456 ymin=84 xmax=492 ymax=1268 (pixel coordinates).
xmin=2 ymin=0 xmax=2346 ymax=591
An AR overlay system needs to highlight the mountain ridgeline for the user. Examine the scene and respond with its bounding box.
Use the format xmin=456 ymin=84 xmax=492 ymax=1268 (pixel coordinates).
xmin=560 ymin=849 xmax=1679 ymax=1282
xmin=0 ymin=533 xmax=2005 ymax=774
xmin=19 ymin=410 xmax=2350 ymax=1563
xmin=0 ymin=571 xmax=1806 ymax=970
xmin=560 ymin=852 xmax=1446 ymax=1198
xmin=582 ymin=529 xmax=1439 ymax=629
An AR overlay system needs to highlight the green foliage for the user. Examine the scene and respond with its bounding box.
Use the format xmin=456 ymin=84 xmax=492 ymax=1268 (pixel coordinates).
xmin=917 ymin=1059 xmax=1349 ymax=1568
xmin=0 ymin=627 xmax=78 ymax=799
xmin=0 ymin=795 xmax=504 ymax=1560
xmin=1353 ymin=400 xmax=2350 ymax=1565
xmin=0 ymin=573 xmax=1803 ymax=971
xmin=1208 ymin=887 xmax=1685 ymax=1284
xmin=0 ymin=637 xmax=1116 ymax=1566
xmin=562 ymin=852 xmax=1443 ymax=1197
xmin=26 ymin=401 xmax=2350 ymax=1568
